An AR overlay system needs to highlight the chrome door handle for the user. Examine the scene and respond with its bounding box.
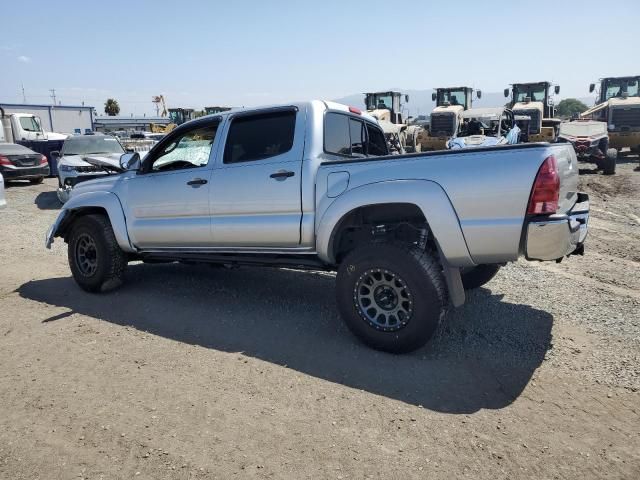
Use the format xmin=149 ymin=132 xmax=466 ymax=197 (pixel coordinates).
xmin=270 ymin=170 xmax=295 ymax=180
xmin=187 ymin=178 xmax=208 ymax=186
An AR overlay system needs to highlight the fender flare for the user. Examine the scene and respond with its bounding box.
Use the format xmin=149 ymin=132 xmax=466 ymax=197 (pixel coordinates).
xmin=316 ymin=179 xmax=474 ymax=267
xmin=52 ymin=191 xmax=135 ymax=252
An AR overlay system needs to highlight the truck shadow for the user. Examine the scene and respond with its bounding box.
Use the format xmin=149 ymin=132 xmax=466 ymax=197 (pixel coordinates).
xmin=34 ymin=191 xmax=62 ymax=210
xmin=17 ymin=263 xmax=552 ymax=414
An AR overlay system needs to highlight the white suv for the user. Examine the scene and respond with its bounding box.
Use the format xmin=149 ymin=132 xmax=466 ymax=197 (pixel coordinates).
xmin=54 ymin=134 xmax=126 ymax=203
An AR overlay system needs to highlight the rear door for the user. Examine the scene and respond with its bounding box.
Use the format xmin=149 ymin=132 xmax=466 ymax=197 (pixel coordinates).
xmin=209 ymin=107 xmax=304 ymax=247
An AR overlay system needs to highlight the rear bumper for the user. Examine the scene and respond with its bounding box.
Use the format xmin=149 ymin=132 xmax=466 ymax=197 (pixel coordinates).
xmin=525 ymin=193 xmax=589 ymax=261
xmin=0 ymin=164 xmax=50 ymax=180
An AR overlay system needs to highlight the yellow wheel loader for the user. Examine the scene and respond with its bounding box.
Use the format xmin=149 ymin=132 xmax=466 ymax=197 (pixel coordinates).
xmin=581 ymin=76 xmax=640 ymax=158
xmin=504 ymin=82 xmax=561 ymax=143
xmin=416 ymin=87 xmax=481 ymax=151
xmin=363 ymin=91 xmax=421 ymax=154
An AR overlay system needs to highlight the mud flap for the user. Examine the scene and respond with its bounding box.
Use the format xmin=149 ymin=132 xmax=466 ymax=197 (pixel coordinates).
xmin=441 ymin=262 xmax=465 ymax=308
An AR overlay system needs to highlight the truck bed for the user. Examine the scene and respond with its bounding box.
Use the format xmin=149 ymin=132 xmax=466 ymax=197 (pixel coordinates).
xmin=316 ymin=142 xmax=579 ymax=265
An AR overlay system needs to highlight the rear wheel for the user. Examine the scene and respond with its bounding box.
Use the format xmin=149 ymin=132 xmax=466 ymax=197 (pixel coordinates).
xmin=29 ymin=177 xmax=44 ymax=185
xmin=603 ymin=148 xmax=617 ymax=175
xmin=68 ymin=214 xmax=127 ymax=292
xmin=336 ymin=243 xmax=446 ymax=353
xmin=461 ymin=264 xmax=501 ymax=290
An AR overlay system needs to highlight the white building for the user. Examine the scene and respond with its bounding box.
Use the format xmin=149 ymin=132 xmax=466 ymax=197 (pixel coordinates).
xmin=0 ymin=103 xmax=95 ymax=134
xmin=93 ymin=116 xmax=171 ymax=133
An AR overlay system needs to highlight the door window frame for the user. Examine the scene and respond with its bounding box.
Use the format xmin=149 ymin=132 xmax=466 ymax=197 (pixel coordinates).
xmin=323 ymin=111 xmax=388 ymax=158
xmin=218 ymin=106 xmax=300 ymax=167
xmin=140 ymin=116 xmax=223 ymax=175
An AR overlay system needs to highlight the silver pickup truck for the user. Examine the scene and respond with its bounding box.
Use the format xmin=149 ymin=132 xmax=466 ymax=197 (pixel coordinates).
xmin=46 ymin=101 xmax=589 ymax=353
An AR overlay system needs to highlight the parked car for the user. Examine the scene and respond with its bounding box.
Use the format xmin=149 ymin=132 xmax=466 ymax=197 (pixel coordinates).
xmin=0 ymin=141 xmax=50 ymax=183
xmin=1 ymin=107 xmax=68 ymax=175
xmin=556 ymin=120 xmax=615 ymax=174
xmin=53 ymin=133 xmax=127 ymax=203
xmin=46 ymin=100 xmax=589 ymax=353
xmin=0 ymin=173 xmax=6 ymax=209
xmin=447 ymin=107 xmax=522 ymax=149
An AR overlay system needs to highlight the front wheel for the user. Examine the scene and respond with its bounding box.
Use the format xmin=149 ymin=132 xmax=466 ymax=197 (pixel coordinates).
xmin=29 ymin=177 xmax=44 ymax=185
xmin=68 ymin=214 xmax=127 ymax=292
xmin=336 ymin=244 xmax=446 ymax=353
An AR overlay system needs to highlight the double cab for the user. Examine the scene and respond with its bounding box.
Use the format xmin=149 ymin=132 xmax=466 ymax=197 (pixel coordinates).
xmin=46 ymin=101 xmax=589 ymax=353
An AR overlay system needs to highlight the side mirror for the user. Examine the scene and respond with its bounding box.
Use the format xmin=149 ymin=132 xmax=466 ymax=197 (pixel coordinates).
xmin=554 ymin=85 xmax=560 ymax=95
xmin=50 ymin=150 xmax=60 ymax=158
xmin=405 ymin=94 xmax=409 ymax=103
xmin=503 ymin=88 xmax=510 ymax=98
xmin=476 ymin=90 xmax=482 ymax=99
xmin=589 ymin=83 xmax=595 ymax=93
xmin=119 ymin=152 xmax=141 ymax=171
xmin=431 ymin=92 xmax=436 ymax=102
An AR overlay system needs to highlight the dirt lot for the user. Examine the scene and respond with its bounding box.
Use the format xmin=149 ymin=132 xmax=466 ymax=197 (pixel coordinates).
xmin=1 ymin=157 xmax=639 ymax=479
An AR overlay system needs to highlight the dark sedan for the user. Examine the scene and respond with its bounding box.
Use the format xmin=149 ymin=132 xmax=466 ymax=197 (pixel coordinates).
xmin=0 ymin=142 xmax=50 ymax=183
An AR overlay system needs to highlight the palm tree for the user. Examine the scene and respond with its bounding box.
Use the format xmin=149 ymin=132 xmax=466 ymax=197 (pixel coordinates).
xmin=104 ymin=98 xmax=120 ymax=116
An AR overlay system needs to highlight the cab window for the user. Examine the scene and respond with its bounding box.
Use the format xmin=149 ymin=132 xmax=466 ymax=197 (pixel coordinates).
xmin=365 ymin=124 xmax=388 ymax=156
xmin=325 ymin=113 xmax=378 ymax=157
xmin=223 ymin=110 xmax=296 ymax=164
xmin=151 ymin=123 xmax=219 ymax=172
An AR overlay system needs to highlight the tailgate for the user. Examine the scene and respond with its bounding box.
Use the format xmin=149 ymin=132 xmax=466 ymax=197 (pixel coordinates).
xmin=549 ymin=143 xmax=579 ymax=213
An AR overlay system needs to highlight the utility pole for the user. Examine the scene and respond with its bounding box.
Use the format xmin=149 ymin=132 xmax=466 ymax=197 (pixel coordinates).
xmin=21 ymin=83 xmax=27 ymax=103
xmin=49 ymin=88 xmax=57 ymax=105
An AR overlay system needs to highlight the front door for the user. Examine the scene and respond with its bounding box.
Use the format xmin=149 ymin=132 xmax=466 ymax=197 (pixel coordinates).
xmin=123 ymin=120 xmax=221 ymax=249
xmin=210 ymin=108 xmax=304 ymax=247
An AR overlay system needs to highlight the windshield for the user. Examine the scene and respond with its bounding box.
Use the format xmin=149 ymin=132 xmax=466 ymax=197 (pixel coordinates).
xmin=602 ymin=78 xmax=640 ymax=101
xmin=19 ymin=116 xmax=43 ymax=133
xmin=436 ymin=89 xmax=467 ymax=107
xmin=559 ymin=122 xmax=607 ymax=137
xmin=437 ymin=89 xmax=467 ymax=106
xmin=365 ymin=93 xmax=393 ymax=111
xmin=62 ymin=136 xmax=125 ymax=155
xmin=513 ymin=84 xmax=547 ymax=103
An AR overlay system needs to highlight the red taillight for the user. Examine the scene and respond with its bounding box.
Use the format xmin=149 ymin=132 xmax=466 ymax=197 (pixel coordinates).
xmin=39 ymin=154 xmax=48 ymax=165
xmin=527 ymin=155 xmax=560 ymax=215
xmin=348 ymin=106 xmax=362 ymax=115
xmin=0 ymin=155 xmax=12 ymax=166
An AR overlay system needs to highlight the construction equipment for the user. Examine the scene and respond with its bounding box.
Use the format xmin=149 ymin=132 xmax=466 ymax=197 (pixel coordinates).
xmin=416 ymin=87 xmax=481 ymax=151
xmin=149 ymin=122 xmax=176 ymax=134
xmin=204 ymin=106 xmax=232 ymax=115
xmin=580 ymin=76 xmax=640 ymax=158
xmin=152 ymin=95 xmax=168 ymax=117
xmin=504 ymin=82 xmax=561 ymax=142
xmin=168 ymin=108 xmax=194 ymax=126
xmin=149 ymin=95 xmax=176 ymax=134
xmin=363 ymin=91 xmax=421 ymax=153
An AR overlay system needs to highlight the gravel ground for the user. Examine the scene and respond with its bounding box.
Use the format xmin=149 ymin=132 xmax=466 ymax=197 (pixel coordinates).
xmin=0 ymin=158 xmax=639 ymax=479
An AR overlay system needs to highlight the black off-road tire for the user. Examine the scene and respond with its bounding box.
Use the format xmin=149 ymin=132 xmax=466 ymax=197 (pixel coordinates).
xmin=603 ymin=148 xmax=617 ymax=175
xmin=29 ymin=176 xmax=44 ymax=185
xmin=336 ymin=243 xmax=447 ymax=354
xmin=68 ymin=214 xmax=127 ymax=293
xmin=461 ymin=264 xmax=501 ymax=290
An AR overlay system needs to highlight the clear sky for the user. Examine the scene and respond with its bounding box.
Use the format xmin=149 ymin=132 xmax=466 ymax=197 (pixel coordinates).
xmin=1 ymin=0 xmax=637 ymax=115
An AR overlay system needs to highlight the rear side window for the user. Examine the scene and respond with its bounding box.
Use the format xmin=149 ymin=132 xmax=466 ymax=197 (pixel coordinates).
xmin=366 ymin=124 xmax=388 ymax=156
xmin=325 ymin=112 xmax=388 ymax=157
xmin=324 ymin=113 xmax=351 ymax=155
xmin=224 ymin=110 xmax=296 ymax=164
xmin=349 ymin=119 xmax=365 ymax=155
